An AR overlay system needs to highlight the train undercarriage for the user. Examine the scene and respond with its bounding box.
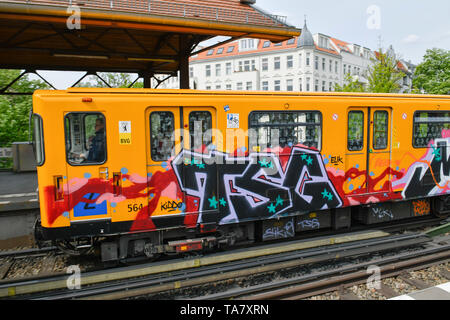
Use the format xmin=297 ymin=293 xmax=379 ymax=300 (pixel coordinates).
xmin=34 ymin=195 xmax=450 ymax=262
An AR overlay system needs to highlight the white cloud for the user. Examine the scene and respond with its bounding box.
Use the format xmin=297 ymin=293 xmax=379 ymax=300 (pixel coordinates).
xmin=402 ymin=34 xmax=420 ymax=44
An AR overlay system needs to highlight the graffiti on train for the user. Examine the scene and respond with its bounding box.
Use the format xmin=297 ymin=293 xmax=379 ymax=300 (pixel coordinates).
xmin=171 ymin=146 xmax=343 ymax=225
xmin=393 ymin=137 xmax=450 ymax=198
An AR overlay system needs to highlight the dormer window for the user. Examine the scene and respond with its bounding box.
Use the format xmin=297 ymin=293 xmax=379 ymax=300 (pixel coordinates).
xmin=217 ymin=48 xmax=224 ymax=54
xmin=207 ymin=49 xmax=214 ymax=56
xmin=319 ymin=36 xmax=329 ymax=49
xmin=239 ymin=38 xmax=257 ymax=52
xmin=263 ymin=41 xmax=271 ymax=48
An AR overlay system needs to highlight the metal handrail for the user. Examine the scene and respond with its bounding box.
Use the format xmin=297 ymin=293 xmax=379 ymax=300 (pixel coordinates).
xmin=1 ymin=0 xmax=288 ymax=27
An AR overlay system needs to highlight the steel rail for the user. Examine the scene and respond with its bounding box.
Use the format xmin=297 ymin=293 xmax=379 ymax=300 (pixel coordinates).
xmin=200 ymin=238 xmax=450 ymax=300
xmin=10 ymin=232 xmax=433 ymax=300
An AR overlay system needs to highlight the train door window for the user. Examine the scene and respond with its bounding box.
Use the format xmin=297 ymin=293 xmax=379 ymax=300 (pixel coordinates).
xmin=348 ymin=111 xmax=364 ymax=151
xmin=373 ymin=110 xmax=388 ymax=150
xmin=189 ymin=111 xmax=212 ymax=149
xmin=249 ymin=111 xmax=321 ymax=151
xmin=65 ymin=113 xmax=106 ymax=165
xmin=150 ymin=111 xmax=175 ymax=161
xmin=413 ymin=111 xmax=450 ymax=148
xmin=32 ymin=114 xmax=45 ymax=166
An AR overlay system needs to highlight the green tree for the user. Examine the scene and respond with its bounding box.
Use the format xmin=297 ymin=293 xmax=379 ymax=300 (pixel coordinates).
xmin=413 ymin=48 xmax=450 ymax=95
xmin=335 ymin=48 xmax=404 ymax=93
xmin=77 ymin=72 xmax=143 ymax=88
xmin=0 ymin=70 xmax=48 ymax=167
xmin=366 ymin=48 xmax=404 ymax=93
xmin=334 ymin=73 xmax=365 ymax=92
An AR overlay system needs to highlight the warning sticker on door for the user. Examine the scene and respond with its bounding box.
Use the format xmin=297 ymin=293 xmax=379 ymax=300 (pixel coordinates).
xmin=227 ymin=113 xmax=239 ymax=128
xmin=119 ymin=121 xmax=131 ymax=145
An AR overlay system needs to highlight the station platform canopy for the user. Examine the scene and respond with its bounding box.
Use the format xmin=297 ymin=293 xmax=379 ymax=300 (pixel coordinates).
xmin=0 ymin=0 xmax=300 ymax=81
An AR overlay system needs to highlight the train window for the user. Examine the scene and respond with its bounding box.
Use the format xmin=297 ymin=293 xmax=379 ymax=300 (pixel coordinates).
xmin=189 ymin=111 xmax=212 ymax=149
xmin=348 ymin=111 xmax=364 ymax=151
xmin=65 ymin=113 xmax=107 ymax=165
xmin=413 ymin=111 xmax=450 ymax=148
xmin=150 ymin=112 xmax=175 ymax=161
xmin=373 ymin=111 xmax=388 ymax=150
xmin=32 ymin=114 xmax=44 ymax=166
xmin=249 ymin=111 xmax=321 ymax=151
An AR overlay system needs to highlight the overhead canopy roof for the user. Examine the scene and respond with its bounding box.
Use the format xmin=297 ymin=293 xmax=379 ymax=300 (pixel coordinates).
xmin=0 ymin=0 xmax=300 ymax=75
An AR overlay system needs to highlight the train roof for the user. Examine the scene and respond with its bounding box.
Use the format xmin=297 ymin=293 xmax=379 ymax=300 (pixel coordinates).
xmin=33 ymin=88 xmax=450 ymax=100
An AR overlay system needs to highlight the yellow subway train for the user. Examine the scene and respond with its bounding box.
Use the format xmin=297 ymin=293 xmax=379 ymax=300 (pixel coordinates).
xmin=31 ymin=88 xmax=450 ymax=261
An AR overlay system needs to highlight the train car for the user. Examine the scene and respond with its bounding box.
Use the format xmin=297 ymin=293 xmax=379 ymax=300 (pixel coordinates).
xmin=32 ymin=88 xmax=450 ymax=261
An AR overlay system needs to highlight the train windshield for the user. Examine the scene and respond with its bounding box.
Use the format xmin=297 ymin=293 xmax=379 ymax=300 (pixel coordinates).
xmin=32 ymin=114 xmax=45 ymax=166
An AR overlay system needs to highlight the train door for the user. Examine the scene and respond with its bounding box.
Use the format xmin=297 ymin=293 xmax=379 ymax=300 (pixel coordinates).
xmin=64 ymin=112 xmax=111 ymax=223
xmin=345 ymin=107 xmax=392 ymax=196
xmin=368 ymin=107 xmax=392 ymax=193
xmin=146 ymin=107 xmax=183 ymax=228
xmin=181 ymin=107 xmax=219 ymax=228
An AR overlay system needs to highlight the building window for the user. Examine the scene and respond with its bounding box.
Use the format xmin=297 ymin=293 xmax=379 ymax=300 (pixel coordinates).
xmin=249 ymin=111 xmax=322 ymax=150
xmin=189 ymin=111 xmax=212 ymax=149
xmin=329 ymin=82 xmax=333 ymax=92
xmin=315 ymin=56 xmax=319 ymax=70
xmin=217 ymin=47 xmax=224 ymax=54
xmin=262 ymin=58 xmax=268 ymax=71
xmin=207 ymin=49 xmax=214 ymax=56
xmin=226 ymin=62 xmax=232 ymax=75
xmin=150 ymin=112 xmax=174 ymax=161
xmin=246 ymin=81 xmax=252 ymax=91
xmin=322 ymin=81 xmax=326 ymax=92
xmin=251 ymin=60 xmax=256 ymax=71
xmin=315 ymin=79 xmax=319 ymax=91
xmin=215 ymin=64 xmax=221 ymax=77
xmin=322 ymin=58 xmax=326 ymax=71
xmin=287 ymin=55 xmax=293 ymax=69
xmin=205 ymin=65 xmax=211 ymax=77
xmin=206 ymin=86 xmax=211 ymax=90
xmin=335 ymin=61 xmax=338 ymax=73
xmin=287 ymin=38 xmax=296 ymax=45
xmin=263 ymin=41 xmax=271 ymax=48
xmin=262 ymin=81 xmax=269 ymax=91
xmin=216 ymin=85 xmax=221 ymax=90
xmin=413 ymin=111 xmax=450 ymax=148
xmin=274 ymin=80 xmax=281 ymax=91
xmin=274 ymin=57 xmax=280 ymax=70
xmin=286 ymin=79 xmax=293 ymax=91
xmin=348 ymin=111 xmax=364 ymax=151
xmin=244 ymin=60 xmax=250 ymax=72
xmin=306 ymin=77 xmax=310 ymax=91
xmin=236 ymin=82 xmax=243 ymax=90
xmin=329 ymin=59 xmax=333 ymax=72
xmin=65 ymin=113 xmax=107 ymax=165
xmin=189 ymin=67 xmax=193 ymax=78
xmin=227 ymin=46 xmax=235 ymax=53
xmin=306 ymin=53 xmax=310 ymax=66
xmin=343 ymin=64 xmax=347 ymax=74
xmin=299 ymin=53 xmax=302 ymax=68
xmin=373 ymin=111 xmax=389 ymax=150
xmin=299 ymin=79 xmax=303 ymax=91
xmin=226 ymin=84 xmax=232 ymax=90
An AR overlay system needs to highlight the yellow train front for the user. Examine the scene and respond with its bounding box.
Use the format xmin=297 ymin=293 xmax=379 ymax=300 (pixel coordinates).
xmin=32 ymin=88 xmax=450 ymax=261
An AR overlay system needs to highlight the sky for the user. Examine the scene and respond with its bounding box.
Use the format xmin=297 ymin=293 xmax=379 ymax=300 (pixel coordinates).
xmin=33 ymin=0 xmax=450 ymax=89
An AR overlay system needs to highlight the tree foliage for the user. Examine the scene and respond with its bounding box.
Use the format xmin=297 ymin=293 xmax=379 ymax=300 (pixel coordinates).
xmin=413 ymin=48 xmax=450 ymax=95
xmin=76 ymin=72 xmax=143 ymax=88
xmin=366 ymin=49 xmax=404 ymax=93
xmin=0 ymin=70 xmax=48 ymax=147
xmin=335 ymin=48 xmax=404 ymax=93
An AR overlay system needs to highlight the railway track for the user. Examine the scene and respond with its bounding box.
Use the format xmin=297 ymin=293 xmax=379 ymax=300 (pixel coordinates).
xmin=0 ymin=228 xmax=445 ymax=300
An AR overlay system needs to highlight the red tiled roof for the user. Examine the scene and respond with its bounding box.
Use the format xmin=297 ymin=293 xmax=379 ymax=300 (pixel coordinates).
xmin=190 ymin=36 xmax=340 ymax=62
xmin=330 ymin=38 xmax=352 ymax=53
